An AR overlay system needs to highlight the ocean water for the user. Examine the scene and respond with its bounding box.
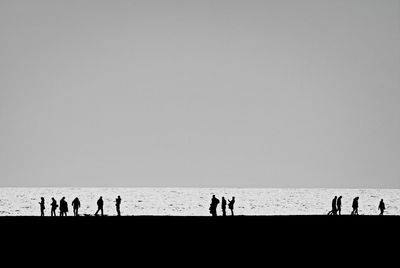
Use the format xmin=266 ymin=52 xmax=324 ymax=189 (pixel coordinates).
xmin=0 ymin=188 xmax=399 ymax=216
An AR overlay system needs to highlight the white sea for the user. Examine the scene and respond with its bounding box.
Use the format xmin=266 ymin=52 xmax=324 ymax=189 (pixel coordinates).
xmin=0 ymin=188 xmax=399 ymax=216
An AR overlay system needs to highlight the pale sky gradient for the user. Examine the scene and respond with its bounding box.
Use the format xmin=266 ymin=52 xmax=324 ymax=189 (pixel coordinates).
xmin=1 ymin=0 xmax=399 ymax=187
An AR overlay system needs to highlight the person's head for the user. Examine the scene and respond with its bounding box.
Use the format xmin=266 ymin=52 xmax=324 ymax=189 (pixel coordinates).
xmin=339 ymin=196 xmax=342 ymax=199
xmin=100 ymin=196 xmax=103 ymax=199
xmin=41 ymin=197 xmax=44 ymax=200
xmin=212 ymin=195 xmax=215 ymax=198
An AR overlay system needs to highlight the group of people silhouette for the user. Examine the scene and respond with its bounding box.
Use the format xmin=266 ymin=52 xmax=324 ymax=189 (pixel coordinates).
xmin=39 ymin=196 xmax=123 ymax=217
xmin=328 ymin=196 xmax=386 ymax=215
xmin=209 ymin=195 xmax=235 ymax=217
xmin=39 ymin=194 xmax=388 ymax=217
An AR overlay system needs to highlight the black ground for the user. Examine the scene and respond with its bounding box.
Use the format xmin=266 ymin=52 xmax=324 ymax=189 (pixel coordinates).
xmin=1 ymin=215 xmax=398 ymax=265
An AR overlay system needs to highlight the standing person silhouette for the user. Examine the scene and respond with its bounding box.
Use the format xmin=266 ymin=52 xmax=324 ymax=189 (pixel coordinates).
xmin=50 ymin=198 xmax=58 ymax=217
xmin=209 ymin=195 xmax=219 ymax=217
xmin=351 ymin=197 xmax=359 ymax=215
xmin=95 ymin=196 xmax=104 ymax=216
xmin=337 ymin=196 xmax=342 ymax=215
xmin=115 ymin=196 xmax=122 ymax=216
xmin=221 ymin=197 xmax=227 ymax=217
xmin=72 ymin=197 xmax=81 ymax=216
xmin=39 ymin=197 xmax=45 ymax=217
xmin=378 ymin=199 xmax=385 ymax=215
xmin=328 ymin=196 xmax=337 ymax=215
xmin=228 ymin=197 xmax=235 ymax=216
xmin=59 ymin=197 xmax=68 ymax=217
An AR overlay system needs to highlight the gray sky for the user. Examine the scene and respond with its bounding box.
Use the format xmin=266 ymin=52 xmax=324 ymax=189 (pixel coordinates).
xmin=1 ymin=0 xmax=399 ymax=188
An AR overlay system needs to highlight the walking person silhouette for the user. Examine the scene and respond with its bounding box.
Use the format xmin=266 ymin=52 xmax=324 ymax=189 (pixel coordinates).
xmin=95 ymin=196 xmax=104 ymax=216
xmin=337 ymin=196 xmax=342 ymax=215
xmin=328 ymin=196 xmax=337 ymax=215
xmin=209 ymin=195 xmax=220 ymax=217
xmin=115 ymin=196 xmax=122 ymax=216
xmin=378 ymin=199 xmax=385 ymax=215
xmin=50 ymin=197 xmax=58 ymax=217
xmin=221 ymin=197 xmax=227 ymax=217
xmin=228 ymin=197 xmax=235 ymax=216
xmin=72 ymin=197 xmax=81 ymax=216
xmin=39 ymin=197 xmax=45 ymax=217
xmin=351 ymin=197 xmax=359 ymax=215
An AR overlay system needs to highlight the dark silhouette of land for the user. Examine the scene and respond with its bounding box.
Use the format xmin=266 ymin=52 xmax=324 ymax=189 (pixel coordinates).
xmin=0 ymin=215 xmax=398 ymax=265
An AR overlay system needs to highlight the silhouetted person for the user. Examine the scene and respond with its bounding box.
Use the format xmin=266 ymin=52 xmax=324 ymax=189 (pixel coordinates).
xmin=328 ymin=196 xmax=337 ymax=215
xmin=378 ymin=199 xmax=385 ymax=215
xmin=228 ymin=197 xmax=235 ymax=216
xmin=209 ymin=195 xmax=220 ymax=217
xmin=72 ymin=197 xmax=81 ymax=216
xmin=39 ymin=197 xmax=45 ymax=217
xmin=59 ymin=197 xmax=68 ymax=217
xmin=50 ymin=198 xmax=58 ymax=217
xmin=221 ymin=197 xmax=227 ymax=216
xmin=95 ymin=196 xmax=104 ymax=216
xmin=115 ymin=196 xmax=122 ymax=216
xmin=337 ymin=196 xmax=342 ymax=215
xmin=351 ymin=197 xmax=359 ymax=215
